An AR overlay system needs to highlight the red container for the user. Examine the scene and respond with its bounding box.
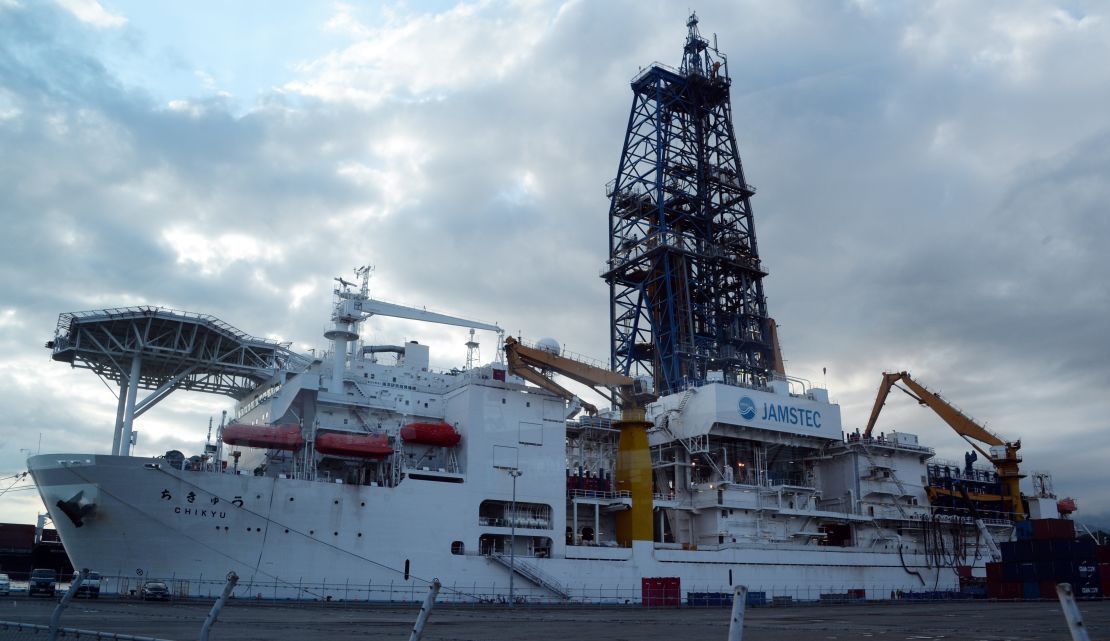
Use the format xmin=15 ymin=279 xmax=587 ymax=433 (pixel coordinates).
xmin=1097 ymin=545 xmax=1110 ymax=564
xmin=998 ymin=582 xmax=1022 ymax=599
xmin=642 ymin=577 xmax=681 ymax=606
xmin=986 ymin=580 xmax=1001 ymax=599
xmin=986 ymin=562 xmax=1003 ymax=582
xmin=1039 ymin=580 xmax=1057 ymax=599
xmin=1031 ymin=518 xmax=1076 ymax=540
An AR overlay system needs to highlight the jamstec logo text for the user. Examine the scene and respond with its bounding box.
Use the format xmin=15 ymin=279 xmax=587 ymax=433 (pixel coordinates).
xmin=738 ymin=396 xmax=821 ymax=428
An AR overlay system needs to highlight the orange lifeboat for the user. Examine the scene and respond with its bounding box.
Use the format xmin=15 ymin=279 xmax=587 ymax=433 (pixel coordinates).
xmin=315 ymin=432 xmax=392 ymax=458
xmin=400 ymin=421 xmax=461 ymax=447
xmin=222 ymin=423 xmax=304 ymax=450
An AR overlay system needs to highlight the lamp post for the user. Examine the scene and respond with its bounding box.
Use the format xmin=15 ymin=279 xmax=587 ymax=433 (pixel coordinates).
xmin=507 ymin=467 xmax=523 ymax=607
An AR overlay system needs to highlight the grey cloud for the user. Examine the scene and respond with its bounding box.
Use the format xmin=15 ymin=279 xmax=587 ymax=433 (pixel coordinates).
xmin=1 ymin=0 xmax=1108 ymax=523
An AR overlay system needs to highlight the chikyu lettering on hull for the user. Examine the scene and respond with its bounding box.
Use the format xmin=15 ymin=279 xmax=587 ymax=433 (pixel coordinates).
xmin=174 ymin=506 xmax=227 ymax=519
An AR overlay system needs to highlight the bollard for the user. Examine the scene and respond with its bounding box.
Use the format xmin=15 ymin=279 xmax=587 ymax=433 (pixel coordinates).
xmin=407 ymin=579 xmax=441 ymax=641
xmin=48 ymin=568 xmax=86 ymax=641
xmin=1056 ymin=583 xmax=1092 ymax=641
xmin=727 ymin=585 xmax=747 ymax=641
xmin=198 ymin=572 xmax=239 ymax=641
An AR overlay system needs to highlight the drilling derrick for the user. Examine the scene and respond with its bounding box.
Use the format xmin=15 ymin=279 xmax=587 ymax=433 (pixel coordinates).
xmin=603 ymin=13 xmax=773 ymax=396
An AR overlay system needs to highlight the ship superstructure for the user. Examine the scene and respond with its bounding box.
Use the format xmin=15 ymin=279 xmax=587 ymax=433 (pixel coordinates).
xmin=28 ymin=271 xmax=1008 ymax=602
xmin=24 ymin=15 xmax=1045 ymax=604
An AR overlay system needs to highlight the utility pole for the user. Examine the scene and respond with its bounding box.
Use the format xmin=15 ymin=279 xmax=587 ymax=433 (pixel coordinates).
xmin=507 ymin=468 xmax=523 ymax=607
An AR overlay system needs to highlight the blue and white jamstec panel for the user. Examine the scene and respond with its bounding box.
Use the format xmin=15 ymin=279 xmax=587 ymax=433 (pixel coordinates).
xmin=669 ymin=383 xmax=842 ymax=441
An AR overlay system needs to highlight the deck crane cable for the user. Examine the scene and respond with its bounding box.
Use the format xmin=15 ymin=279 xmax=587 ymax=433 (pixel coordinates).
xmin=71 ymin=464 xmax=494 ymax=603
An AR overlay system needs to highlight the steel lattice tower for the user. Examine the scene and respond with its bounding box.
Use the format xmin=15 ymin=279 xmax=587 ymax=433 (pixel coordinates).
xmin=603 ymin=13 xmax=773 ymax=396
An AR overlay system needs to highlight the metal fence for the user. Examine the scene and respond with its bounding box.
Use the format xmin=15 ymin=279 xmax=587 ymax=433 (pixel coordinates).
xmin=5 ymin=572 xmax=1084 ymax=606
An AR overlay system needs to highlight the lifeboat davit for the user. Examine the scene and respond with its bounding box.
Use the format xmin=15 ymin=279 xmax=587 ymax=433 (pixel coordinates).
xmin=222 ymin=423 xmax=304 ymax=451
xmin=400 ymin=421 xmax=461 ymax=447
xmin=315 ymin=432 xmax=392 ymax=458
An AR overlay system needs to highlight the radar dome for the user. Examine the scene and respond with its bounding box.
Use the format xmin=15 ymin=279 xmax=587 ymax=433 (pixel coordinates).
xmin=536 ymin=337 xmax=561 ymax=356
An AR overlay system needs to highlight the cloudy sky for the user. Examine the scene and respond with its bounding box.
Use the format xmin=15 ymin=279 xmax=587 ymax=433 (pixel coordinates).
xmin=1 ymin=0 xmax=1108 ymax=528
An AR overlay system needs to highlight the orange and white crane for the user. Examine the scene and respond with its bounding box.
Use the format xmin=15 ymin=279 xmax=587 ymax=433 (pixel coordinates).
xmin=864 ymin=371 xmax=1025 ymax=521
xmin=503 ymin=337 xmax=656 ymax=545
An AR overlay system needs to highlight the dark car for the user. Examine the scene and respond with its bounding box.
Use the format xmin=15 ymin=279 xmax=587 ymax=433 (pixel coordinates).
xmin=140 ymin=581 xmax=170 ymax=601
xmin=29 ymin=568 xmax=57 ymax=597
xmin=70 ymin=571 xmax=101 ymax=598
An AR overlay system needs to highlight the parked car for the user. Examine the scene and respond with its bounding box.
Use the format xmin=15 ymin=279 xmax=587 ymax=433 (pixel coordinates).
xmin=140 ymin=581 xmax=170 ymax=601
xmin=70 ymin=571 xmax=101 ymax=598
xmin=29 ymin=568 xmax=57 ymax=597
xmin=0 ymin=573 xmax=10 ymax=596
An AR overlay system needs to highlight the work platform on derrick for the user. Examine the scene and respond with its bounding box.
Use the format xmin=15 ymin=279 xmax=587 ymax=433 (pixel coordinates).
xmin=48 ymin=306 xmax=310 ymax=455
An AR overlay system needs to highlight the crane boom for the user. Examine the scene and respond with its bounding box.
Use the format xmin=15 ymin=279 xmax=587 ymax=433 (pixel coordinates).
xmin=863 ymin=371 xmax=1025 ymax=520
xmin=503 ymin=336 xmax=657 ymax=544
xmin=864 ymin=372 xmax=1003 ymax=446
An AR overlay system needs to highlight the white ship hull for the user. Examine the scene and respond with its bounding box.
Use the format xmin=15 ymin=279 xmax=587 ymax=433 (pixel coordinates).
xmin=31 ymin=453 xmax=967 ymax=603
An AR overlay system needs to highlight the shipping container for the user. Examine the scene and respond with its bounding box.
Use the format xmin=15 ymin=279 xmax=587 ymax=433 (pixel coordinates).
xmin=1039 ymin=580 xmax=1057 ymax=599
xmin=1074 ymin=580 xmax=1102 ymax=600
xmin=999 ymin=582 xmax=1022 ymax=599
xmin=1074 ymin=539 xmax=1097 ymax=560
xmin=1022 ymin=582 xmax=1040 ymax=599
xmin=642 ymin=577 xmax=680 ymax=607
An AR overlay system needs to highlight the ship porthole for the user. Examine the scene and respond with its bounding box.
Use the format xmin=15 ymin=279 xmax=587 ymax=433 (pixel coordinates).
xmin=360 ymin=502 xmax=365 ymax=507
xmin=357 ymin=533 xmax=362 ymax=538
xmin=333 ymin=531 xmax=338 ymax=536
xmin=289 ymin=497 xmax=294 ymax=502
xmin=284 ymin=529 xmax=289 ymax=533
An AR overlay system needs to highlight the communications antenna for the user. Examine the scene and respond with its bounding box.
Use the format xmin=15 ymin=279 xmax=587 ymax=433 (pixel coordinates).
xmin=465 ymin=329 xmax=480 ymax=370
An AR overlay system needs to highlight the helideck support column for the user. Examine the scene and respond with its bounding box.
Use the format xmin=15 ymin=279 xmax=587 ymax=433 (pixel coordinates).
xmin=111 ymin=382 xmax=127 ymax=456
xmin=119 ymin=355 xmax=141 ymax=456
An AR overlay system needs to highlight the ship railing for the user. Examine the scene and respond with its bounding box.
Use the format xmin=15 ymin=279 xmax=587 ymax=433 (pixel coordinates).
xmin=568 ymin=489 xmax=631 ymax=500
xmin=842 ymin=435 xmax=935 ymax=455
xmin=630 ymin=60 xmax=683 ymax=84
xmin=514 ymin=338 xmax=609 ymax=371
xmin=56 ymin=306 xmax=312 ymax=370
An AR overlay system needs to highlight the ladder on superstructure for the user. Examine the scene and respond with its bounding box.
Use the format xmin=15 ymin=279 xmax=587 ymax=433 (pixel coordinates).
xmin=486 ymin=552 xmax=570 ymax=599
xmin=857 ymin=441 xmax=910 ymax=519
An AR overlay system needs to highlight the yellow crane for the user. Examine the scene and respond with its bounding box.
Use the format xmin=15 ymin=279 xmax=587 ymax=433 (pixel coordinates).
xmin=863 ymin=371 xmax=1025 ymax=521
xmin=503 ymin=337 xmax=656 ymax=545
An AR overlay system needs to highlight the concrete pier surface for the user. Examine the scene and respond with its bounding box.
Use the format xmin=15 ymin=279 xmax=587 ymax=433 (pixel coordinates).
xmin=3 ymin=595 xmax=1108 ymax=640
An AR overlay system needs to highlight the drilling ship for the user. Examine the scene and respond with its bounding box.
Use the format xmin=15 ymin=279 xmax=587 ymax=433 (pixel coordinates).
xmin=27 ymin=15 xmax=1061 ymax=603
